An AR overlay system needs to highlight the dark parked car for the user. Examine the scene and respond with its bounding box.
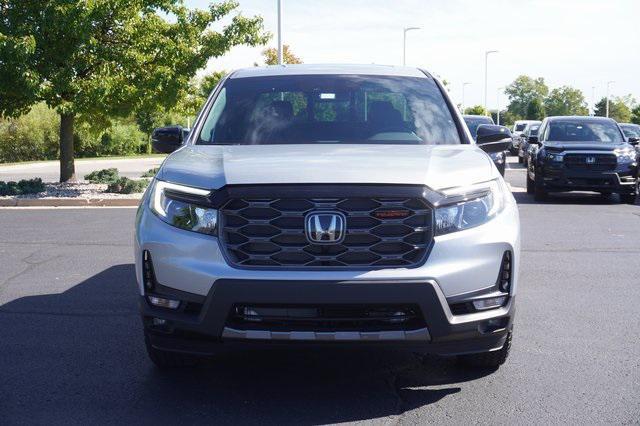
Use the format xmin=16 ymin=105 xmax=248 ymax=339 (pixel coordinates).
xmin=518 ymin=123 xmax=541 ymax=166
xmin=463 ymin=115 xmax=508 ymax=175
xmin=620 ymin=123 xmax=640 ymax=138
xmin=526 ymin=116 xmax=638 ymax=203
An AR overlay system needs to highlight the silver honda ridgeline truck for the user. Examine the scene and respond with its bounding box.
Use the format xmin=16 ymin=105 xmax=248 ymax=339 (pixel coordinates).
xmin=136 ymin=65 xmax=520 ymax=369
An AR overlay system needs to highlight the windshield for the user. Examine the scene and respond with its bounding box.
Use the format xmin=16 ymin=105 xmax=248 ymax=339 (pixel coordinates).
xmin=196 ymin=75 xmax=461 ymax=145
xmin=463 ymin=116 xmax=493 ymax=139
xmin=546 ymin=120 xmax=624 ymax=143
xmin=514 ymin=123 xmax=527 ymax=131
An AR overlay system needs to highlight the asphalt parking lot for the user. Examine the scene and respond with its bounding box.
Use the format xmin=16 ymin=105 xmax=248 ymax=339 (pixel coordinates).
xmin=1 ymin=160 xmax=639 ymax=424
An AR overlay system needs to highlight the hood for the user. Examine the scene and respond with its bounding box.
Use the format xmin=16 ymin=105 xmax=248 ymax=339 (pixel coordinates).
xmin=157 ymin=144 xmax=496 ymax=191
xmin=544 ymin=141 xmax=630 ymax=152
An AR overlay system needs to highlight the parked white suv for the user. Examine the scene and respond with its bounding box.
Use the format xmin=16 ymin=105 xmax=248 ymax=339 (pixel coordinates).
xmin=512 ymin=120 xmax=541 ymax=158
xmin=136 ymin=65 xmax=520 ymax=369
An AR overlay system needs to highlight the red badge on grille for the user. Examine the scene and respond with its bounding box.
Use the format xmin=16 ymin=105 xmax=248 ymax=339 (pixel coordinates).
xmin=373 ymin=209 xmax=411 ymax=219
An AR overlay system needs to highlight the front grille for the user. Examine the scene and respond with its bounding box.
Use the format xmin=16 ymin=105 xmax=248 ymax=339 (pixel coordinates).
xmin=227 ymin=304 xmax=426 ymax=332
xmin=564 ymin=153 xmax=616 ymax=171
xmin=220 ymin=196 xmax=433 ymax=268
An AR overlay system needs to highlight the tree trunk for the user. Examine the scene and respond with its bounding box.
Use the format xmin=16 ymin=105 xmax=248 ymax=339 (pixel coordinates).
xmin=59 ymin=112 xmax=76 ymax=182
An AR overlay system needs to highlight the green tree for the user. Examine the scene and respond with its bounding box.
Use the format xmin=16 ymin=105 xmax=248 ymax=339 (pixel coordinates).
xmin=200 ymin=71 xmax=228 ymax=99
xmin=505 ymin=75 xmax=549 ymax=118
xmin=464 ymin=105 xmax=488 ymax=116
xmin=526 ymin=98 xmax=545 ymax=120
xmin=259 ymin=44 xmax=302 ymax=65
xmin=631 ymin=105 xmax=640 ymax=125
xmin=544 ymin=86 xmax=589 ymax=117
xmin=0 ymin=1 xmax=269 ymax=181
xmin=594 ymin=97 xmax=632 ymax=123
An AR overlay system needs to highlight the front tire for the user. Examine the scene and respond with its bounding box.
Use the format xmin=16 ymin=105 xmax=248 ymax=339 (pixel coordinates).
xmin=145 ymin=332 xmax=197 ymax=368
xmin=620 ymin=192 xmax=637 ymax=204
xmin=526 ymin=173 xmax=534 ymax=194
xmin=458 ymin=331 xmax=512 ymax=368
xmin=533 ymin=173 xmax=547 ymax=201
xmin=620 ymin=179 xmax=639 ymax=204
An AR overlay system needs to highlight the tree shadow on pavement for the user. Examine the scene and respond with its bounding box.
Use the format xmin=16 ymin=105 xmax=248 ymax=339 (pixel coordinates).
xmin=0 ymin=264 xmax=496 ymax=424
xmin=513 ymin=191 xmax=637 ymax=206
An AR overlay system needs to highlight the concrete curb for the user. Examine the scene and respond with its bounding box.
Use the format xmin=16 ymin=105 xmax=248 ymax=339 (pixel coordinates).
xmin=0 ymin=197 xmax=141 ymax=207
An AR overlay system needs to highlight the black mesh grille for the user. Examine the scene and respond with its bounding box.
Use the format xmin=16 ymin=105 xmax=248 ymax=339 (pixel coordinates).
xmin=563 ymin=153 xmax=616 ymax=171
xmin=228 ymin=304 xmax=426 ymax=332
xmin=220 ymin=196 xmax=433 ymax=268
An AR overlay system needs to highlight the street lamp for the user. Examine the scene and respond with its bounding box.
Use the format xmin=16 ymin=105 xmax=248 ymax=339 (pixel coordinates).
xmin=606 ymin=81 xmax=615 ymax=118
xmin=497 ymin=86 xmax=504 ymax=125
xmin=277 ymin=0 xmax=283 ymax=65
xmin=484 ymin=50 xmax=498 ymax=115
xmin=403 ymin=27 xmax=421 ymax=66
xmin=591 ymin=86 xmax=596 ymax=116
xmin=461 ymin=82 xmax=471 ymax=113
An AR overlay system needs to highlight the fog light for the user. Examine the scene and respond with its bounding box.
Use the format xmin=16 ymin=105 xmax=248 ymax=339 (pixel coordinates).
xmin=240 ymin=307 xmax=261 ymax=321
xmin=148 ymin=296 xmax=180 ymax=309
xmin=152 ymin=318 xmax=167 ymax=326
xmin=388 ymin=311 xmax=408 ymax=323
xmin=472 ymin=296 xmax=507 ymax=311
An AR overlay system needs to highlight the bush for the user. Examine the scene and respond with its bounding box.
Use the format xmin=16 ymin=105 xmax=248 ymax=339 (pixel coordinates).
xmin=0 ymin=178 xmax=46 ymax=196
xmin=0 ymin=104 xmax=148 ymax=163
xmin=0 ymin=103 xmax=59 ymax=163
xmin=76 ymin=121 xmax=145 ymax=158
xmin=105 ymin=177 xmax=148 ymax=194
xmin=84 ymin=168 xmax=120 ymax=184
xmin=141 ymin=167 xmax=159 ymax=178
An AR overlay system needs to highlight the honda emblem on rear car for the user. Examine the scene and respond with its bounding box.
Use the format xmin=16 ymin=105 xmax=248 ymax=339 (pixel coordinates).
xmin=305 ymin=212 xmax=346 ymax=244
xmin=586 ymin=156 xmax=596 ymax=164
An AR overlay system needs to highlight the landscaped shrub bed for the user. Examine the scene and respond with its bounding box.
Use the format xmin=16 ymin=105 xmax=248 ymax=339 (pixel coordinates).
xmin=0 ymin=178 xmax=46 ymax=196
xmin=105 ymin=177 xmax=149 ymax=194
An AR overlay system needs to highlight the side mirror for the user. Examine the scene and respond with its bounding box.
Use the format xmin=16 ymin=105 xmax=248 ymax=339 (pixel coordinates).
xmin=476 ymin=124 xmax=512 ymax=153
xmin=628 ymin=136 xmax=639 ymax=145
xmin=528 ymin=135 xmax=540 ymax=145
xmin=151 ymin=126 xmax=184 ymax=154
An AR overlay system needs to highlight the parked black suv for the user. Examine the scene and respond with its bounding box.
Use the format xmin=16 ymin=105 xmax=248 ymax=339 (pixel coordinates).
xmin=526 ymin=116 xmax=639 ymax=203
xmin=463 ymin=115 xmax=508 ymax=175
xmin=518 ymin=123 xmax=541 ymax=167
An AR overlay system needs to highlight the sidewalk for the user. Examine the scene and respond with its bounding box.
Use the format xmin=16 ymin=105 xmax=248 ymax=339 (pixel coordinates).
xmin=0 ymin=156 xmax=165 ymax=182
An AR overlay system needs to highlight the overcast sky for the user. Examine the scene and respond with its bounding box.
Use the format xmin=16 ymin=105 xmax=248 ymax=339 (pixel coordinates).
xmin=187 ymin=0 xmax=639 ymax=110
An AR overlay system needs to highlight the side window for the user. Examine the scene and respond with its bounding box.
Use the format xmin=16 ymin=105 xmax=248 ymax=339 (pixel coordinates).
xmin=198 ymin=88 xmax=227 ymax=143
xmin=538 ymin=122 xmax=548 ymax=142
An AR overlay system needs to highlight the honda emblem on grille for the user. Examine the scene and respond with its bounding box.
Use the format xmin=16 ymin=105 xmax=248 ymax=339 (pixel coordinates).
xmin=586 ymin=156 xmax=596 ymax=164
xmin=305 ymin=212 xmax=346 ymax=244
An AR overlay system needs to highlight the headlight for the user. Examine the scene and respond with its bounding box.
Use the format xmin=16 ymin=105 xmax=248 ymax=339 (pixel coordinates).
xmin=435 ymin=180 xmax=506 ymax=235
xmin=615 ymin=148 xmax=636 ymax=163
xmin=149 ymin=180 xmax=218 ymax=235
xmin=545 ymin=152 xmax=563 ymax=162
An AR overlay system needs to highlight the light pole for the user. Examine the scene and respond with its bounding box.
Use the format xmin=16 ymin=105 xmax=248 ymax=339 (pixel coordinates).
xmin=461 ymin=82 xmax=471 ymax=113
xmin=497 ymin=86 xmax=504 ymax=125
xmin=591 ymin=86 xmax=595 ymax=116
xmin=402 ymin=27 xmax=421 ymax=66
xmin=606 ymin=80 xmax=615 ymax=118
xmin=277 ymin=0 xmax=283 ymax=65
xmin=484 ymin=50 xmax=498 ymax=115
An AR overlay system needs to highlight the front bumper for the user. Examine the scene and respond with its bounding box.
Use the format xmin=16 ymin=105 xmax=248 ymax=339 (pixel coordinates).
xmin=539 ymin=163 xmax=638 ymax=193
xmin=143 ymin=279 xmax=515 ymax=356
